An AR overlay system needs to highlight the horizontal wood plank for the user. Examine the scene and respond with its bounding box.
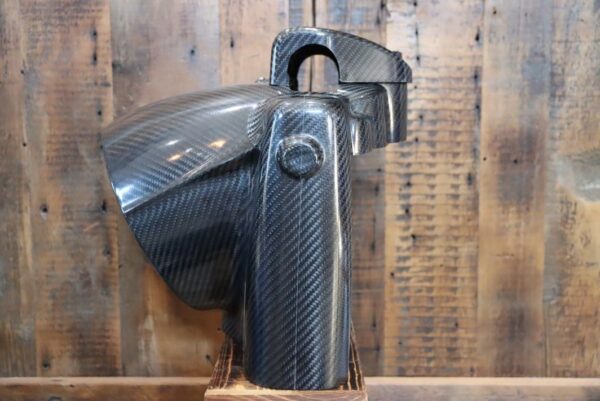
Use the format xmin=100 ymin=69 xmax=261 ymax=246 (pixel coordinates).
xmin=1 ymin=377 xmax=599 ymax=401
xmin=367 ymin=377 xmax=600 ymax=401
xmin=0 ymin=377 xmax=209 ymax=401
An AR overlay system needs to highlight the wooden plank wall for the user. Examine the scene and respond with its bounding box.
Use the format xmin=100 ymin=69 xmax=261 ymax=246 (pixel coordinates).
xmin=384 ymin=0 xmax=482 ymax=376
xmin=0 ymin=0 xmax=120 ymax=376
xmin=110 ymin=0 xmax=223 ymax=376
xmin=0 ymin=0 xmax=598 ymax=379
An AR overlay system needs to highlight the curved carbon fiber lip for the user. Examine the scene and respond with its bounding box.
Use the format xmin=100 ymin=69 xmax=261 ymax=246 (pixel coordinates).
xmin=101 ymin=27 xmax=411 ymax=390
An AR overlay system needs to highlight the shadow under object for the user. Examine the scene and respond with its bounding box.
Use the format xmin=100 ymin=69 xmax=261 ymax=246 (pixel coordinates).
xmin=101 ymin=27 xmax=411 ymax=390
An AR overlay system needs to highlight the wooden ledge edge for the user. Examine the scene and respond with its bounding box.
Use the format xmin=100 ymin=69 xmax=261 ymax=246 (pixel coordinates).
xmin=0 ymin=377 xmax=599 ymax=401
xmin=0 ymin=377 xmax=210 ymax=385
xmin=366 ymin=377 xmax=600 ymax=387
xmin=0 ymin=376 xmax=600 ymax=387
xmin=0 ymin=376 xmax=598 ymax=386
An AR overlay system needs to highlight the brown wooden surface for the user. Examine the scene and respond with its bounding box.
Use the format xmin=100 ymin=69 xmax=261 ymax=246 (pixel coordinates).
xmin=29 ymin=2 xmax=120 ymax=376
xmin=366 ymin=377 xmax=600 ymax=401
xmin=0 ymin=0 xmax=36 ymax=377
xmin=203 ymin=337 xmax=366 ymax=401
xmin=384 ymin=0 xmax=482 ymax=376
xmin=0 ymin=0 xmax=598 ymax=379
xmin=477 ymin=0 xmax=550 ymax=376
xmin=1 ymin=377 xmax=599 ymax=401
xmin=0 ymin=377 xmax=209 ymax=401
xmin=0 ymin=0 xmax=121 ymax=376
xmin=543 ymin=0 xmax=600 ymax=377
xmin=110 ymin=0 xmax=223 ymax=376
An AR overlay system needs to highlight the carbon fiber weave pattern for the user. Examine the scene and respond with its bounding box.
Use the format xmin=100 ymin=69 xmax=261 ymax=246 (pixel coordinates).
xmin=270 ymin=27 xmax=412 ymax=86
xmin=382 ymin=83 xmax=409 ymax=141
xmin=103 ymin=85 xmax=287 ymax=309
xmin=244 ymin=95 xmax=352 ymax=390
xmin=103 ymin=85 xmax=287 ymax=213
xmin=101 ymin=27 xmax=411 ymax=391
xmin=337 ymin=84 xmax=391 ymax=153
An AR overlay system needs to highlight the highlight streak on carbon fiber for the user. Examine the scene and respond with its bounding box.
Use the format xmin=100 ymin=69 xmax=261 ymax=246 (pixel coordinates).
xmin=102 ymin=27 xmax=411 ymax=391
xmin=104 ymin=85 xmax=288 ymax=213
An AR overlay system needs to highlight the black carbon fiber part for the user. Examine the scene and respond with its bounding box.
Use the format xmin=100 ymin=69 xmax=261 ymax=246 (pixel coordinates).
xmin=244 ymin=95 xmax=352 ymax=389
xmin=270 ymin=27 xmax=412 ymax=86
xmin=101 ymin=27 xmax=411 ymax=390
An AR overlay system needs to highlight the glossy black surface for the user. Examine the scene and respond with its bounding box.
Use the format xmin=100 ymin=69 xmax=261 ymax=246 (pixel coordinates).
xmin=102 ymin=27 xmax=411 ymax=390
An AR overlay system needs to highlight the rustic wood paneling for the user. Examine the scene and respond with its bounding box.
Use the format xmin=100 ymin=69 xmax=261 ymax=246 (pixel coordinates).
xmin=110 ymin=0 xmax=223 ymax=376
xmin=384 ymin=0 xmax=482 ymax=376
xmin=0 ymin=377 xmax=210 ymax=401
xmin=0 ymin=0 xmax=121 ymax=375
xmin=0 ymin=0 xmax=598 ymax=380
xmin=219 ymin=0 xmax=290 ymax=85
xmin=477 ymin=0 xmax=552 ymax=376
xmin=544 ymin=0 xmax=600 ymax=377
xmin=0 ymin=0 xmax=36 ymax=377
xmin=110 ymin=0 xmax=221 ymax=115
xmin=367 ymin=377 xmax=600 ymax=401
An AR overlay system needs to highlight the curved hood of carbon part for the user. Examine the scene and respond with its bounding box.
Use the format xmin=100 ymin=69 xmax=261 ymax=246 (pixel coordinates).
xmin=101 ymin=84 xmax=287 ymax=309
xmin=103 ymin=85 xmax=288 ymax=214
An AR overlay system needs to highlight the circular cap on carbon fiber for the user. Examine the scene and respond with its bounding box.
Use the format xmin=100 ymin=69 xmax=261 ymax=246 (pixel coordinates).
xmin=277 ymin=135 xmax=324 ymax=178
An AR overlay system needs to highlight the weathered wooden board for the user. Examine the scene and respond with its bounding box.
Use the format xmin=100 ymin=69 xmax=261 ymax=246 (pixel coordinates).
xmin=384 ymin=0 xmax=482 ymax=376
xmin=367 ymin=377 xmax=600 ymax=401
xmin=543 ymin=0 xmax=600 ymax=377
xmin=0 ymin=0 xmax=37 ymax=377
xmin=0 ymin=0 xmax=121 ymax=376
xmin=0 ymin=377 xmax=599 ymax=401
xmin=0 ymin=377 xmax=209 ymax=401
xmin=219 ymin=0 xmax=290 ymax=85
xmin=109 ymin=0 xmax=223 ymax=376
xmin=477 ymin=0 xmax=551 ymax=376
xmin=26 ymin=0 xmax=120 ymax=376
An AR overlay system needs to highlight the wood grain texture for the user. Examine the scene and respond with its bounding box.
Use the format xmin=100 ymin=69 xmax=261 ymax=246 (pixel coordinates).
xmin=477 ymin=0 xmax=551 ymax=376
xmin=543 ymin=0 xmax=600 ymax=377
xmin=384 ymin=0 xmax=482 ymax=376
xmin=366 ymin=377 xmax=600 ymax=401
xmin=7 ymin=0 xmax=121 ymax=376
xmin=0 ymin=0 xmax=36 ymax=376
xmin=0 ymin=377 xmax=599 ymax=401
xmin=109 ymin=0 xmax=223 ymax=376
xmin=313 ymin=0 xmax=389 ymax=375
xmin=219 ymin=0 xmax=290 ymax=86
xmin=0 ymin=377 xmax=209 ymax=401
xmin=0 ymin=0 xmax=599 ymax=380
xmin=204 ymin=337 xmax=366 ymax=401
